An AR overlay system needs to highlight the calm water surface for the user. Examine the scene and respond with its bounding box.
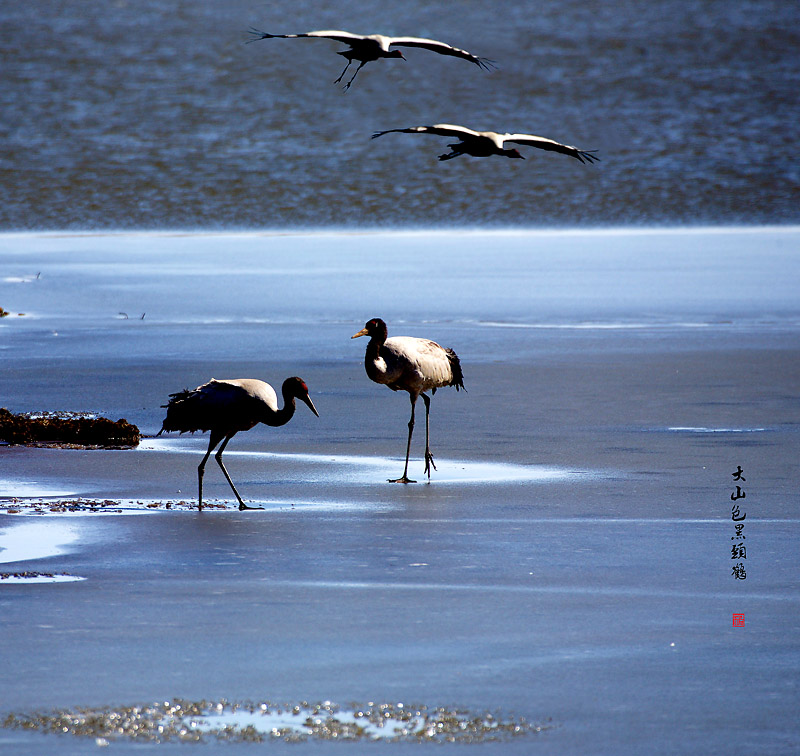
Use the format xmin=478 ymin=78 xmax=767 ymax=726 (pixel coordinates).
xmin=2 ymin=0 xmax=799 ymax=229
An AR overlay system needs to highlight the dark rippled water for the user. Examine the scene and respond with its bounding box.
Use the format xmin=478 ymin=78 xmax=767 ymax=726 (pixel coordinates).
xmin=2 ymin=0 xmax=799 ymax=229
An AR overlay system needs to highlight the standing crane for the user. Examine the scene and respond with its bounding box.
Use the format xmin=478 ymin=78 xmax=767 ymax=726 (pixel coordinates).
xmin=247 ymin=29 xmax=494 ymax=90
xmin=372 ymin=123 xmax=600 ymax=163
xmin=158 ymin=376 xmax=319 ymax=510
xmin=352 ymin=318 xmax=464 ymax=483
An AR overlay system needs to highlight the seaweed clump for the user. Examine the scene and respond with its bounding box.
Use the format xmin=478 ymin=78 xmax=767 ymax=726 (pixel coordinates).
xmin=0 ymin=408 xmax=140 ymax=448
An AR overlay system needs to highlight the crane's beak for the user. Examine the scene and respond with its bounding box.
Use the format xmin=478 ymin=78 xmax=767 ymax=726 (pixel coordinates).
xmin=302 ymin=394 xmax=320 ymax=417
xmin=351 ymin=327 xmax=369 ymax=339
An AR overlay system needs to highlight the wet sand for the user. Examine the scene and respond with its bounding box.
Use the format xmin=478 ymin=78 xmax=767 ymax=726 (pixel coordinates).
xmin=1 ymin=229 xmax=799 ymax=754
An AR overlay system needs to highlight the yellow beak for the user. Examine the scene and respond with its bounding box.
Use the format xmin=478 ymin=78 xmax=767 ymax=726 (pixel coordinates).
xmin=351 ymin=327 xmax=369 ymax=339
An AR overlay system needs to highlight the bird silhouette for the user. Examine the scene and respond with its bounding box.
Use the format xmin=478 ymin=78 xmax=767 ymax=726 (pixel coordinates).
xmin=352 ymin=318 xmax=464 ymax=483
xmin=372 ymin=123 xmax=600 ymax=163
xmin=158 ymin=376 xmax=319 ymax=510
xmin=247 ymin=29 xmax=494 ymax=90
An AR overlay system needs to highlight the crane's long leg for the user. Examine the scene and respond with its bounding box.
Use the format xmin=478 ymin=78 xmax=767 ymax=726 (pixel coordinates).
xmin=421 ymin=393 xmax=437 ymax=479
xmin=334 ymin=59 xmax=352 ymax=83
xmin=390 ymin=394 xmax=417 ymax=484
xmin=214 ymin=435 xmax=264 ymax=511
xmin=342 ymin=60 xmax=367 ymax=90
xmin=197 ymin=430 xmax=225 ymax=511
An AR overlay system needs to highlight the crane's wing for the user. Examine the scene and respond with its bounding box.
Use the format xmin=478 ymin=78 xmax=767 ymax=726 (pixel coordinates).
xmin=502 ymin=133 xmax=600 ymax=164
xmin=159 ymin=379 xmax=279 ymax=435
xmin=372 ymin=123 xmax=483 ymax=141
xmin=387 ymin=36 xmax=495 ymax=70
xmin=247 ymin=28 xmax=367 ymax=45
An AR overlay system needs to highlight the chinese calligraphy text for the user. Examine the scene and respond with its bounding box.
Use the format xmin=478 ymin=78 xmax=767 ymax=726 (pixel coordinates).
xmin=730 ymin=466 xmax=747 ymax=580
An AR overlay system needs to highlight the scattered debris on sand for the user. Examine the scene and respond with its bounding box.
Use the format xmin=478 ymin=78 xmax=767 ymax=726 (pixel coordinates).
xmin=3 ymin=698 xmax=548 ymax=744
xmin=0 ymin=499 xmax=218 ymax=515
xmin=1 ymin=571 xmax=75 ymax=580
xmin=1 ymin=571 xmax=63 ymax=580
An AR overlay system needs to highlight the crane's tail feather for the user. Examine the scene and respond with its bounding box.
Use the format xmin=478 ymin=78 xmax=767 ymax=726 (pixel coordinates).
xmin=159 ymin=388 xmax=208 ymax=434
xmin=576 ymin=149 xmax=600 ymax=164
xmin=245 ymin=27 xmax=276 ymax=43
xmin=445 ymin=348 xmax=465 ymax=391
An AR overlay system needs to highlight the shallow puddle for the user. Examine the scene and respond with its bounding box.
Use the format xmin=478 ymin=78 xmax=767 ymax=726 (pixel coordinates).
xmin=142 ymin=440 xmax=591 ymax=485
xmin=0 ymin=479 xmax=82 ymax=498
xmin=664 ymin=426 xmax=768 ymax=433
xmin=0 ymin=519 xmax=82 ymax=564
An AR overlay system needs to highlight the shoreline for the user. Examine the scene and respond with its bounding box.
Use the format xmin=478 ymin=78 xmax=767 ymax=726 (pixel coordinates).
xmin=2 ymin=224 xmax=800 ymax=240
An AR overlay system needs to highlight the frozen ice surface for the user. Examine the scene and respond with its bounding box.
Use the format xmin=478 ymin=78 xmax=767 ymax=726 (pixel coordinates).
xmin=1 ymin=229 xmax=799 ymax=756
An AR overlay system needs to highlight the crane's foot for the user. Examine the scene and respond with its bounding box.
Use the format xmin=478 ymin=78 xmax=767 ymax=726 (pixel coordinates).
xmin=424 ymin=452 xmax=437 ymax=478
xmin=238 ymin=502 xmax=265 ymax=511
xmin=388 ymin=475 xmax=417 ymax=484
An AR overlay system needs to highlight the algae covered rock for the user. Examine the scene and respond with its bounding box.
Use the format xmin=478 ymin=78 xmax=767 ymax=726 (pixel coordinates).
xmin=0 ymin=408 xmax=140 ymax=447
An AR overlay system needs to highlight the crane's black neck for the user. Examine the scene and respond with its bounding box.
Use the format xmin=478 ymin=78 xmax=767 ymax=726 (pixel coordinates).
xmin=363 ymin=322 xmax=388 ymax=374
xmin=262 ymin=383 xmax=298 ymax=427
